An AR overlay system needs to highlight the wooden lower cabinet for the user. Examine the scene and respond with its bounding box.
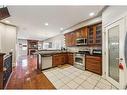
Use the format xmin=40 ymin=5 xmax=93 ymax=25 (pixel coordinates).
xmin=85 ymin=55 xmax=102 ymax=75
xmin=52 ymin=54 xmax=62 ymax=67
xmin=52 ymin=53 xmax=74 ymax=67
xmin=61 ymin=54 xmax=68 ymax=65
xmin=68 ymin=53 xmax=74 ymax=65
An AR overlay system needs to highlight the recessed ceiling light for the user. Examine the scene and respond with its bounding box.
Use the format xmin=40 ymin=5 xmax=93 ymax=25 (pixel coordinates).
xmin=60 ymin=28 xmax=63 ymax=31
xmin=44 ymin=22 xmax=48 ymax=26
xmin=5 ymin=20 xmax=10 ymax=23
xmin=89 ymin=12 xmax=95 ymax=17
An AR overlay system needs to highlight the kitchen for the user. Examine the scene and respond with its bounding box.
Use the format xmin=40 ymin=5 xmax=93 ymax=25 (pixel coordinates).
xmin=35 ymin=21 xmax=103 ymax=89
xmin=37 ymin=22 xmax=102 ymax=75
xmin=0 ymin=6 xmax=127 ymax=90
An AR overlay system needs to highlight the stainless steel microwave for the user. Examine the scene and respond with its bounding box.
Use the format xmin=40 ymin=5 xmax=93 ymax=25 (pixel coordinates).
xmin=76 ymin=38 xmax=87 ymax=45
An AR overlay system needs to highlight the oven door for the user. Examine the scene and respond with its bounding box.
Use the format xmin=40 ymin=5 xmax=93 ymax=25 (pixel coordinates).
xmin=75 ymin=56 xmax=84 ymax=65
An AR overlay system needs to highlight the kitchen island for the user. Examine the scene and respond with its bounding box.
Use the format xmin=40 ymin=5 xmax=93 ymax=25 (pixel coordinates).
xmin=35 ymin=50 xmax=74 ymax=70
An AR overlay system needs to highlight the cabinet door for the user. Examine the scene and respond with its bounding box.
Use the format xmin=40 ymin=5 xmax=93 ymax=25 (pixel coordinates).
xmin=65 ymin=32 xmax=76 ymax=47
xmin=52 ymin=55 xmax=61 ymax=66
xmin=76 ymin=30 xmax=81 ymax=38
xmin=81 ymin=27 xmax=87 ymax=38
xmin=85 ymin=55 xmax=102 ymax=75
xmin=68 ymin=53 xmax=74 ymax=65
xmin=95 ymin=24 xmax=102 ymax=44
xmin=68 ymin=33 xmax=72 ymax=46
xmin=71 ymin=32 xmax=76 ymax=46
xmin=88 ymin=26 xmax=94 ymax=45
xmin=88 ymin=25 xmax=96 ymax=45
xmin=88 ymin=23 xmax=102 ymax=45
xmin=65 ymin=34 xmax=69 ymax=47
xmin=61 ymin=54 xmax=68 ymax=64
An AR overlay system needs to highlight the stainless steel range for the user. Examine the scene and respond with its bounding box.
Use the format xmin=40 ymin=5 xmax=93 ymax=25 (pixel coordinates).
xmin=74 ymin=50 xmax=90 ymax=70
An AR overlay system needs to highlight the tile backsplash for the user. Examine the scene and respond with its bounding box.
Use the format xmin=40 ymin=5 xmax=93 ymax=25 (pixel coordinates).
xmin=67 ymin=46 xmax=102 ymax=52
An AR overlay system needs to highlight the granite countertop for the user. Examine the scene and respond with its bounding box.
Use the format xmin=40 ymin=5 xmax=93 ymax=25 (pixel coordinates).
xmin=0 ymin=53 xmax=6 ymax=56
xmin=85 ymin=54 xmax=102 ymax=57
xmin=34 ymin=50 xmax=74 ymax=56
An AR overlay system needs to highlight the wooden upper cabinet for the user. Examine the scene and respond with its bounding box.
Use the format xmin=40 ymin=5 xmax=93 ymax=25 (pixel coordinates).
xmin=64 ymin=32 xmax=76 ymax=47
xmin=76 ymin=29 xmax=81 ymax=38
xmin=65 ymin=34 xmax=69 ymax=47
xmin=81 ymin=27 xmax=87 ymax=38
xmin=76 ymin=27 xmax=87 ymax=38
xmin=71 ymin=32 xmax=76 ymax=46
xmin=64 ymin=27 xmax=88 ymax=47
xmin=64 ymin=23 xmax=102 ymax=47
xmin=87 ymin=25 xmax=96 ymax=45
xmin=87 ymin=23 xmax=102 ymax=45
xmin=95 ymin=23 xmax=102 ymax=44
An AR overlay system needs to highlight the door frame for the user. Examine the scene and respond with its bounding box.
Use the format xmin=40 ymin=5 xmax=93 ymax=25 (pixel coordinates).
xmin=104 ymin=17 xmax=126 ymax=89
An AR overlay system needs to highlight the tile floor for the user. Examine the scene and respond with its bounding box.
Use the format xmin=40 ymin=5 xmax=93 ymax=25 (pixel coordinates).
xmin=42 ymin=64 xmax=118 ymax=90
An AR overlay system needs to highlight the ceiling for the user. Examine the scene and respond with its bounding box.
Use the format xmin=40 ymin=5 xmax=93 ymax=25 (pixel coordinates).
xmin=3 ymin=6 xmax=104 ymax=40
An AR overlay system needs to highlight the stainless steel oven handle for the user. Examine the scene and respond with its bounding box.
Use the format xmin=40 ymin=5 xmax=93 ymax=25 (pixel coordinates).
xmin=75 ymin=56 xmax=83 ymax=59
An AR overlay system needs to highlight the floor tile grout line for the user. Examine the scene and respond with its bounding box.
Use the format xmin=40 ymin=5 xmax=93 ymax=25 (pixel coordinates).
xmin=42 ymin=64 xmax=116 ymax=90
xmin=44 ymin=68 xmax=85 ymax=89
xmin=44 ymin=67 xmax=97 ymax=89
xmin=93 ymin=77 xmax=102 ymax=89
xmin=75 ymin=74 xmax=94 ymax=89
xmin=100 ymin=77 xmax=118 ymax=89
xmin=43 ymin=68 xmax=74 ymax=89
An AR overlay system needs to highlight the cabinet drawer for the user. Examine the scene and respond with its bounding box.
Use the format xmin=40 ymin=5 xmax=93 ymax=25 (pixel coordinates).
xmin=85 ymin=55 xmax=102 ymax=75
xmin=86 ymin=56 xmax=101 ymax=61
xmin=86 ymin=66 xmax=101 ymax=74
xmin=86 ymin=60 xmax=101 ymax=64
xmin=86 ymin=63 xmax=101 ymax=69
xmin=86 ymin=63 xmax=101 ymax=74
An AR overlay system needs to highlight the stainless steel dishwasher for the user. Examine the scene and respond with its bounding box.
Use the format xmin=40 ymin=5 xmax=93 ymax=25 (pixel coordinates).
xmin=41 ymin=54 xmax=52 ymax=70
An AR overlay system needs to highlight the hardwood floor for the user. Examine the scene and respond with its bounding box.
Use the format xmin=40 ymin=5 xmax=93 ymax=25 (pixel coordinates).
xmin=5 ymin=55 xmax=55 ymax=89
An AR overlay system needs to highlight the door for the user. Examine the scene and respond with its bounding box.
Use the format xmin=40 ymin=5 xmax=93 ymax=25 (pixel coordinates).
xmin=105 ymin=18 xmax=126 ymax=89
xmin=68 ymin=53 xmax=74 ymax=65
xmin=81 ymin=27 xmax=87 ymax=38
xmin=75 ymin=56 xmax=83 ymax=65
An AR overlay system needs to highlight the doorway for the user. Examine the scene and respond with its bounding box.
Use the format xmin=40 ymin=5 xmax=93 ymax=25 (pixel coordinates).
xmin=105 ymin=18 xmax=126 ymax=89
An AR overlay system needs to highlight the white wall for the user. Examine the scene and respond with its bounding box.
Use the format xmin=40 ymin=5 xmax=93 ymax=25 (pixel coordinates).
xmin=0 ymin=23 xmax=5 ymax=51
xmin=43 ymin=34 xmax=65 ymax=50
xmin=0 ymin=23 xmax=17 ymax=66
xmin=102 ymin=6 xmax=127 ymax=27
xmin=38 ymin=41 xmax=43 ymax=50
xmin=17 ymin=39 xmax=27 ymax=57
